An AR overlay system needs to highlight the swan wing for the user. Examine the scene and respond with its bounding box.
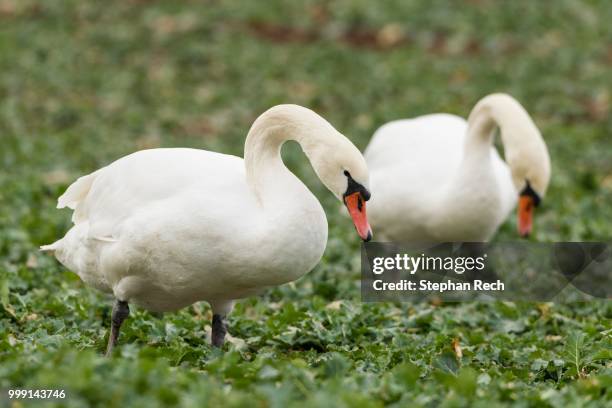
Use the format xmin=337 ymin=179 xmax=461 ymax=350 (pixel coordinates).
xmin=42 ymin=148 xmax=254 ymax=294
xmin=71 ymin=148 xmax=247 ymax=239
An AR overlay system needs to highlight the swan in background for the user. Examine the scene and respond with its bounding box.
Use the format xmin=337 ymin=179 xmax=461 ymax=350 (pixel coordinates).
xmin=41 ymin=105 xmax=372 ymax=355
xmin=365 ymin=93 xmax=550 ymax=242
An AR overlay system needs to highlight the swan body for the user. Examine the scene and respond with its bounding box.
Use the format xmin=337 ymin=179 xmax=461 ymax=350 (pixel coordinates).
xmin=42 ymin=104 xmax=372 ymax=350
xmin=365 ymin=93 xmax=550 ymax=242
xmin=49 ymin=148 xmax=326 ymax=312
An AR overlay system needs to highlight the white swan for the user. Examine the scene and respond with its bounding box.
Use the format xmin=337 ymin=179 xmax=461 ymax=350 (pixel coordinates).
xmin=365 ymin=93 xmax=550 ymax=242
xmin=41 ymin=104 xmax=372 ymax=354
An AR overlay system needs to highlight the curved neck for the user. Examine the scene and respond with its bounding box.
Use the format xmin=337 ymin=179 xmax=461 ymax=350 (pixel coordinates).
xmin=465 ymin=94 xmax=540 ymax=160
xmin=243 ymin=105 xmax=337 ymax=204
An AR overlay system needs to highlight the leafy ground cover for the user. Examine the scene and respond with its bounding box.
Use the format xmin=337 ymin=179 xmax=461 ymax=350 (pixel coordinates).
xmin=0 ymin=1 xmax=611 ymax=406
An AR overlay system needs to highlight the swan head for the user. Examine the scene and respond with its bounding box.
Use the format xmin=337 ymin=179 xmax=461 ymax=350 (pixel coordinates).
xmin=308 ymin=136 xmax=373 ymax=242
xmin=507 ymin=127 xmax=551 ymax=238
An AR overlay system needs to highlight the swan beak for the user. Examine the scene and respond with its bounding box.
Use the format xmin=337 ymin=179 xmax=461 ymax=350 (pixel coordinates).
xmin=344 ymin=192 xmax=372 ymax=242
xmin=518 ymin=195 xmax=534 ymax=237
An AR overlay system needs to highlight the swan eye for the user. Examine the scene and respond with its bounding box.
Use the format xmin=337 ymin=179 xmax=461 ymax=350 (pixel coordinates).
xmin=344 ymin=170 xmax=350 ymax=177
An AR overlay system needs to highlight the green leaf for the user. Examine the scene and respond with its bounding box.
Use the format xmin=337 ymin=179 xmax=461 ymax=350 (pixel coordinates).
xmin=563 ymin=331 xmax=587 ymax=378
xmin=453 ymin=368 xmax=478 ymax=397
xmin=0 ymin=277 xmax=16 ymax=318
xmin=434 ymin=351 xmax=460 ymax=376
xmin=392 ymin=362 xmax=421 ymax=386
xmin=0 ymin=276 xmax=9 ymax=307
xmin=477 ymin=372 xmax=491 ymax=386
xmin=530 ymin=358 xmax=549 ymax=371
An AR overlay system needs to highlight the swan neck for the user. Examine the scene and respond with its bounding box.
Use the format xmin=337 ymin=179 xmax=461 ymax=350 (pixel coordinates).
xmin=243 ymin=106 xmax=327 ymax=203
xmin=465 ymin=94 xmax=538 ymax=157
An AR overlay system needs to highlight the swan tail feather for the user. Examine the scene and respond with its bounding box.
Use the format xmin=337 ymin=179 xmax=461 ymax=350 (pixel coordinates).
xmin=57 ymin=169 xmax=102 ymax=223
xmin=40 ymin=241 xmax=61 ymax=253
xmin=57 ymin=171 xmax=98 ymax=209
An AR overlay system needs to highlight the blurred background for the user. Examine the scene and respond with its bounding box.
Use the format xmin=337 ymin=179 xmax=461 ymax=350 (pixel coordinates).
xmin=0 ymin=1 xmax=610 ymax=406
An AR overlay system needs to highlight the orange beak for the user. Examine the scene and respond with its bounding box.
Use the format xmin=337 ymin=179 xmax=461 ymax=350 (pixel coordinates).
xmin=344 ymin=192 xmax=372 ymax=241
xmin=518 ymin=195 xmax=535 ymax=237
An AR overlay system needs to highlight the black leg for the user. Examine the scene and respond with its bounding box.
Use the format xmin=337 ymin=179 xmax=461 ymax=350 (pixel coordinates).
xmin=105 ymin=299 xmax=129 ymax=357
xmin=211 ymin=314 xmax=227 ymax=347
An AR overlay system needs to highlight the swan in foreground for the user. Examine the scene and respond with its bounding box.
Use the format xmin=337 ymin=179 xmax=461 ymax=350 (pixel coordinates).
xmin=42 ymin=105 xmax=372 ymax=354
xmin=365 ymin=93 xmax=550 ymax=241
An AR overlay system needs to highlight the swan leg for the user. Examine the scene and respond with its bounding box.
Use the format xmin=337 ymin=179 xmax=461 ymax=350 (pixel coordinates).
xmin=211 ymin=314 xmax=227 ymax=347
xmin=105 ymin=299 xmax=129 ymax=357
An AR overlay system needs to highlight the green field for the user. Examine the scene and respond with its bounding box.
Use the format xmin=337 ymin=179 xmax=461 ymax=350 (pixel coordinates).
xmin=1 ymin=1 xmax=611 ymax=406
